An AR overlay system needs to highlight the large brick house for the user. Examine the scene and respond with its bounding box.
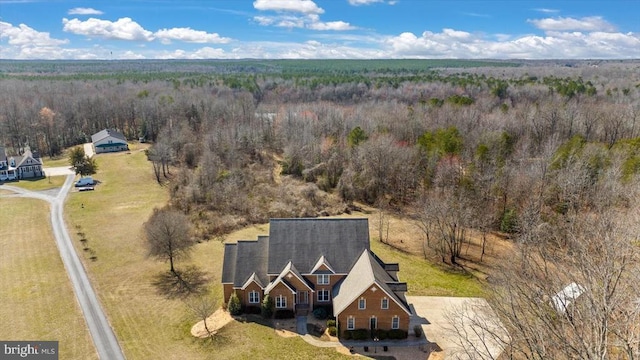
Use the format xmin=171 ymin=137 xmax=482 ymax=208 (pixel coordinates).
xmin=221 ymin=218 xmax=411 ymax=336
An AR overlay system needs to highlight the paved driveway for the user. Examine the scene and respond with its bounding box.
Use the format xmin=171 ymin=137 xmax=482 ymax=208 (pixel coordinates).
xmin=84 ymin=142 xmax=95 ymax=158
xmin=408 ymin=296 xmax=506 ymax=360
xmin=0 ymin=176 xmax=125 ymax=360
xmin=44 ymin=166 xmax=75 ymax=177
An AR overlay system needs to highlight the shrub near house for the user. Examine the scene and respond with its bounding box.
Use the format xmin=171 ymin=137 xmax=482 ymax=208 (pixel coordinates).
xmin=221 ymin=218 xmax=411 ymax=337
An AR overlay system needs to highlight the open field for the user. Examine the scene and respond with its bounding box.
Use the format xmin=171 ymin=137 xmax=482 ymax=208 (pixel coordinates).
xmin=10 ymin=175 xmax=66 ymax=191
xmin=0 ymin=197 xmax=97 ymax=360
xmin=61 ymin=142 xmax=488 ymax=359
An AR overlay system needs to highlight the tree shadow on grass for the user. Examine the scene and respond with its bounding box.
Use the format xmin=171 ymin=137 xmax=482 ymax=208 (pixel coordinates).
xmin=152 ymin=265 xmax=208 ymax=299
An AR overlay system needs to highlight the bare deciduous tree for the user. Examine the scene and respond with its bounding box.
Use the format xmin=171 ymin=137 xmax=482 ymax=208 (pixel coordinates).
xmin=185 ymin=293 xmax=219 ymax=342
xmin=144 ymin=208 xmax=194 ymax=274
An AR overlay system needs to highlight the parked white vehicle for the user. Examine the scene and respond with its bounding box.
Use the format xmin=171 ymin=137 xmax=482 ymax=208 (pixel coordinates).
xmin=75 ymin=176 xmax=94 ymax=187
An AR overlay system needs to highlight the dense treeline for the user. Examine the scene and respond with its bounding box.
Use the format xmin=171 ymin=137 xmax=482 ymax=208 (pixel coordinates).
xmin=3 ymin=59 xmax=640 ymax=358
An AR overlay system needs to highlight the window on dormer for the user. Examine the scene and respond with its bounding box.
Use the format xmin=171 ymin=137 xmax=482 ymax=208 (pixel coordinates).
xmin=317 ymin=274 xmax=330 ymax=285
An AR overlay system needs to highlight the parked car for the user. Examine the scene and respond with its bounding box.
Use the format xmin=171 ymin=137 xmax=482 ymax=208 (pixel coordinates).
xmin=75 ymin=176 xmax=94 ymax=187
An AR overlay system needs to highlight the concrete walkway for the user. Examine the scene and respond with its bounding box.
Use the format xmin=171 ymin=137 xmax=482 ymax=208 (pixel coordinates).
xmin=297 ymin=316 xmax=308 ymax=335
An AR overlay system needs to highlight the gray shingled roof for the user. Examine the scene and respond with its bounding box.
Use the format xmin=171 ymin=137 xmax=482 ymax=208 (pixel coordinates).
xmin=15 ymin=150 xmax=42 ymax=168
xmin=267 ymin=218 xmax=370 ymax=275
xmin=333 ymin=249 xmax=411 ymax=316
xmin=231 ymin=237 xmax=269 ymax=288
xmin=221 ymin=243 xmax=238 ymax=284
xmin=91 ymin=129 xmax=126 ymax=143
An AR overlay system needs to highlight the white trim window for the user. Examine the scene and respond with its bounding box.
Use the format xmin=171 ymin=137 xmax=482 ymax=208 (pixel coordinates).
xmin=392 ymin=316 xmax=400 ymax=329
xmin=347 ymin=316 xmax=355 ymax=330
xmin=248 ymin=290 xmax=260 ymax=304
xmin=318 ymin=289 xmax=330 ymax=302
xmin=381 ymin=297 xmax=389 ymax=309
xmin=358 ymin=297 xmax=366 ymax=310
xmin=317 ymin=274 xmax=330 ymax=285
xmin=275 ymin=295 xmax=287 ymax=308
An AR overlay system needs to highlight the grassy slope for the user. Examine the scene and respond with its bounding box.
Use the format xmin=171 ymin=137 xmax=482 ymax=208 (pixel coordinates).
xmin=0 ymin=198 xmax=97 ymax=360
xmin=62 ymin=143 xmax=483 ymax=359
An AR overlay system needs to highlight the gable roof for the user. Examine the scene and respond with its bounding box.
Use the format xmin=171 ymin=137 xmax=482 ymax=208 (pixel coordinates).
xmin=264 ymin=261 xmax=313 ymax=294
xmin=332 ymin=249 xmax=411 ymax=316
xmin=15 ymin=150 xmax=42 ymax=168
xmin=241 ymin=272 xmax=265 ymax=290
xmin=267 ymin=218 xmax=370 ymax=275
xmin=310 ymin=255 xmax=336 ymax=274
xmin=91 ymin=129 xmax=126 ymax=143
xmin=222 ymin=236 xmax=269 ymax=288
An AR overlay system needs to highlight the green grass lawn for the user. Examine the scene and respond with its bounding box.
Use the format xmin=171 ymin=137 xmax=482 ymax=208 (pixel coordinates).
xmin=370 ymin=241 xmax=485 ymax=297
xmin=0 ymin=198 xmax=97 ymax=360
xmin=42 ymin=149 xmax=73 ymax=168
xmin=11 ymin=176 xmax=66 ymax=191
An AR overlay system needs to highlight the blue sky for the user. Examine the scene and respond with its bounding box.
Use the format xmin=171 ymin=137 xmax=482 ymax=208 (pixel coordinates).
xmin=0 ymin=0 xmax=638 ymax=60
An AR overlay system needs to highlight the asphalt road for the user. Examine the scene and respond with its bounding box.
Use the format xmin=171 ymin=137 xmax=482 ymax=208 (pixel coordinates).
xmin=1 ymin=175 xmax=126 ymax=360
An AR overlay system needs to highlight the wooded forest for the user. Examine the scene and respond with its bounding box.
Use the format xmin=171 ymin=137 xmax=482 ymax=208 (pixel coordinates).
xmin=2 ymin=59 xmax=640 ymax=358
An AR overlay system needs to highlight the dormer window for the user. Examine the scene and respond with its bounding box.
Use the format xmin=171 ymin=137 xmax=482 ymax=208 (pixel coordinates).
xmin=317 ymin=274 xmax=330 ymax=285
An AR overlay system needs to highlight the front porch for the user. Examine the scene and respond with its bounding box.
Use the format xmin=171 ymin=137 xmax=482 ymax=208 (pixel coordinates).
xmin=294 ymin=290 xmax=312 ymax=316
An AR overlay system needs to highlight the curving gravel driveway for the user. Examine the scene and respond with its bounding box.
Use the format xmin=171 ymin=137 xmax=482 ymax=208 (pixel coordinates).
xmin=1 ymin=175 xmax=125 ymax=360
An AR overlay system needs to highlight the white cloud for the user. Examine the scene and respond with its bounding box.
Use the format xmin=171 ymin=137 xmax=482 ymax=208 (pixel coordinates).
xmin=154 ymin=28 xmax=231 ymax=44
xmin=253 ymin=0 xmax=324 ymax=14
xmin=384 ymin=28 xmax=640 ymax=59
xmin=0 ymin=21 xmax=68 ymax=47
xmin=308 ymin=20 xmax=355 ymax=31
xmin=528 ymin=16 xmax=616 ymax=32
xmin=534 ymin=8 xmax=560 ymax=14
xmin=68 ymin=7 xmax=103 ymax=15
xmin=157 ymin=47 xmax=228 ymax=59
xmin=253 ymin=16 xmax=275 ymax=26
xmin=120 ymin=50 xmax=146 ymax=59
xmin=253 ymin=0 xmax=355 ymax=31
xmin=253 ymin=13 xmax=354 ymax=31
xmin=348 ymin=0 xmax=383 ymax=5
xmin=62 ymin=17 xmax=155 ymax=41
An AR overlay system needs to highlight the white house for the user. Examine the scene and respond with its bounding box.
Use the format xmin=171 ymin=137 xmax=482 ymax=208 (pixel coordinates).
xmin=91 ymin=129 xmax=129 ymax=154
xmin=0 ymin=146 xmax=44 ymax=181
